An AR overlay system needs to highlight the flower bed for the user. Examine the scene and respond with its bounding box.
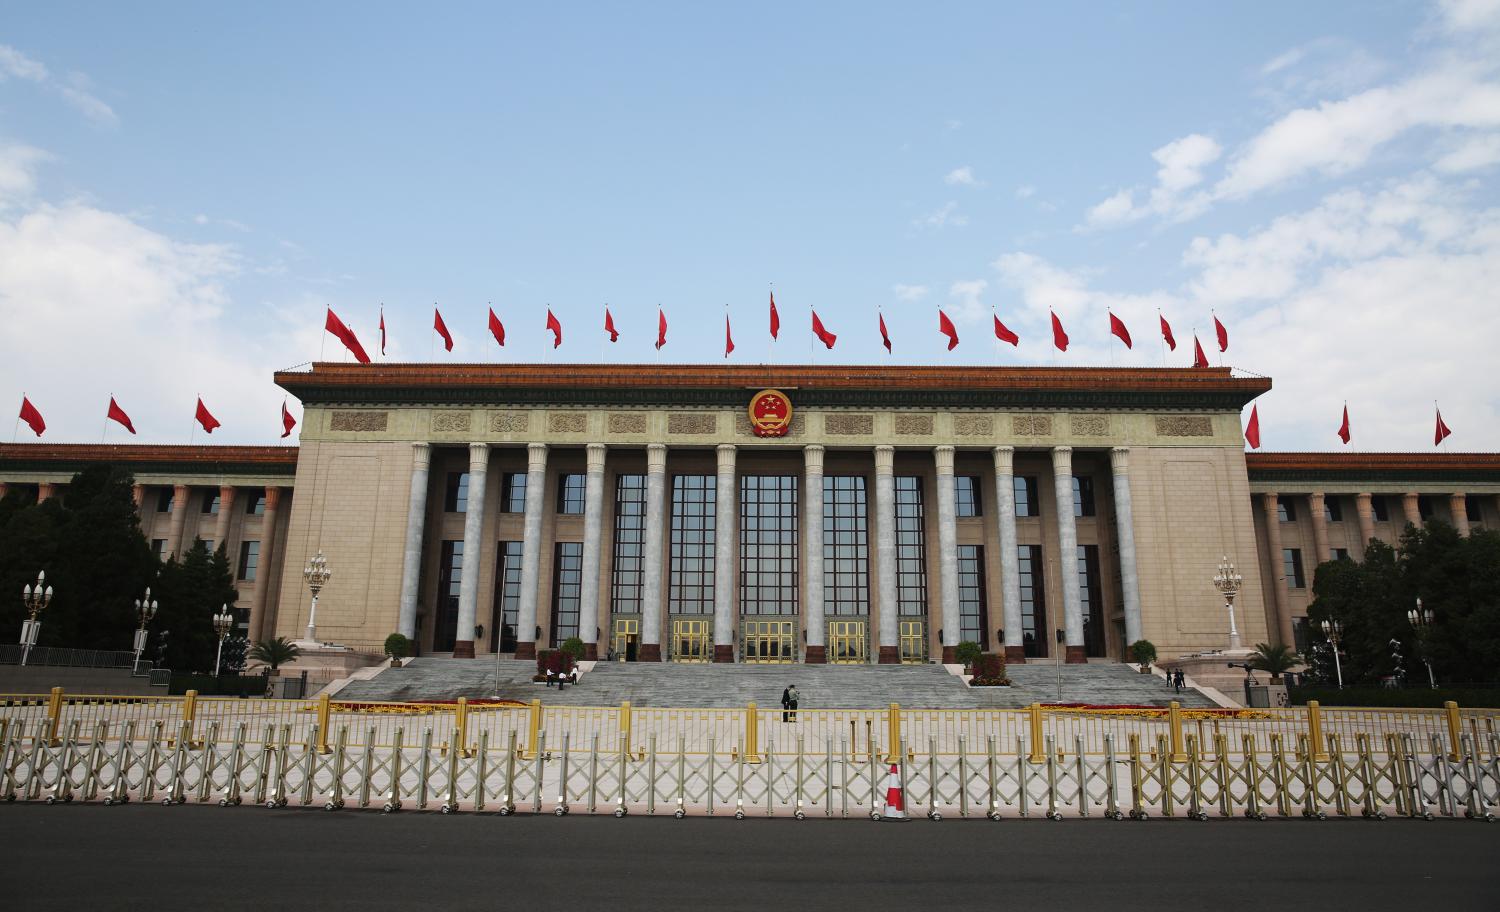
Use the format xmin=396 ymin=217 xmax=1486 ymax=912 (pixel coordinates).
xmin=1043 ymin=703 xmax=1274 ymax=720
xmin=328 ymin=698 xmax=526 ymax=714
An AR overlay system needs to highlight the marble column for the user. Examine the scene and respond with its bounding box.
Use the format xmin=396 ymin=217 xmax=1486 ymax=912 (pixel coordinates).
xmin=992 ymin=446 xmax=1024 ymax=663
xmin=0 ymin=483 xmax=7 ymax=500
xmin=873 ymin=446 xmax=899 ymax=664
xmin=247 ymin=487 xmax=283 ymax=642
xmin=1261 ymin=493 xmax=1295 ymax=647
xmin=713 ymin=444 xmax=737 ymax=662
xmin=1354 ymin=493 xmax=1376 ymax=556
xmin=396 ymin=443 xmax=431 ymax=641
xmin=166 ymin=483 xmax=190 ymax=559
xmin=1450 ymin=493 xmax=1470 ymax=537
xmin=803 ymin=445 xmax=826 ymax=663
xmin=1110 ymin=447 xmax=1144 ymax=650
xmin=131 ymin=484 xmax=146 ymax=510
xmin=934 ymin=445 xmax=960 ymax=664
xmin=514 ymin=443 xmax=548 ymax=660
xmin=1308 ymin=493 xmax=1330 ymax=565
xmin=453 ymin=443 xmax=490 ymax=658
xmin=36 ymin=482 xmax=56 ymax=502
xmin=639 ymin=444 xmax=668 ymax=662
xmin=1051 ymin=447 xmax=1085 ymax=663
xmin=211 ymin=485 xmax=236 ymax=555
xmin=578 ymin=443 xmax=607 ymax=660
xmin=1402 ymin=492 xmax=1422 ymax=528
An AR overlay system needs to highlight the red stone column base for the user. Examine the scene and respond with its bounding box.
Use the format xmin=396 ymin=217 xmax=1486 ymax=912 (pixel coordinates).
xmin=877 ymin=646 xmax=900 ymax=664
xmin=941 ymin=645 xmax=957 ymax=664
xmin=639 ymin=643 xmax=662 ymax=662
xmin=1004 ymin=645 xmax=1027 ymax=664
xmin=804 ymin=645 xmax=826 ymax=664
xmin=583 ymin=643 xmax=598 ymax=661
xmin=713 ymin=645 xmax=734 ymax=663
xmin=1065 ymin=645 xmax=1087 ymax=664
xmin=514 ymin=642 xmax=537 ymax=660
xmin=452 ymin=640 xmax=475 ymax=659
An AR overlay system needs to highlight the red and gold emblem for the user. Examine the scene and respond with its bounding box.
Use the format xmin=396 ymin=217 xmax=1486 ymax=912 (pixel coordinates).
xmin=748 ymin=389 xmax=792 ymax=438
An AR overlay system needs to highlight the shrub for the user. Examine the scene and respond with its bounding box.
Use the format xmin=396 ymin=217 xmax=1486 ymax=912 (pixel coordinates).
xmin=954 ymin=640 xmax=983 ymax=669
xmin=560 ymin=637 xmax=586 ymax=661
xmin=536 ymin=649 xmax=575 ymax=676
xmin=1288 ymin=686 xmax=1500 ymax=709
xmin=970 ymin=652 xmax=1009 ymax=686
xmin=383 ymin=633 xmax=411 ymax=660
xmin=1129 ymin=640 xmax=1157 ymax=667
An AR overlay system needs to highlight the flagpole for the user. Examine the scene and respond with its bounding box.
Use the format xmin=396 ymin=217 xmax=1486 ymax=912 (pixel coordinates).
xmin=12 ymin=393 xmax=22 ymax=443
xmin=189 ymin=394 xmax=198 ymax=446
xmin=430 ymin=302 xmax=436 ymax=363
xmin=1157 ymin=308 xmax=1165 ymax=367
xmin=101 ymin=395 xmax=111 ymax=444
xmin=598 ymin=303 xmax=606 ymax=364
xmin=766 ymin=283 xmax=774 ymax=366
xmin=319 ymin=308 xmax=327 ymax=363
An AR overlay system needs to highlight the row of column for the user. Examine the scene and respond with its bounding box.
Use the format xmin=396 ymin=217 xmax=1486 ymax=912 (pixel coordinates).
xmin=397 ymin=442 xmax=1145 ymax=664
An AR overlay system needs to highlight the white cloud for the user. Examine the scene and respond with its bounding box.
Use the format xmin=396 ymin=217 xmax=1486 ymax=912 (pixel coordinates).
xmin=944 ymin=165 xmax=983 ymax=187
xmin=1434 ymin=132 xmax=1500 ymax=171
xmin=0 ymin=45 xmax=48 ymax=82
xmin=1085 ymin=133 xmax=1221 ymax=226
xmin=1438 ymin=0 xmax=1500 ymax=33
xmin=0 ymin=44 xmax=117 ymax=126
xmin=947 ymin=280 xmax=988 ymax=322
xmin=0 ymin=144 xmax=50 ymax=208
xmin=913 ymin=200 xmax=967 ymax=229
xmin=1015 ymin=184 xmax=1037 ymax=199
xmin=891 ymin=283 xmax=929 ymax=302
xmin=1087 ymin=189 xmax=1137 ymax=226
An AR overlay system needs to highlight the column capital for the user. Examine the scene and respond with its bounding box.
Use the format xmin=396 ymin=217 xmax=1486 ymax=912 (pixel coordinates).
xmin=804 ymin=444 xmax=826 ymax=474
xmin=874 ymin=445 xmax=894 ymax=475
xmin=586 ymin=442 xmax=608 ymax=472
xmin=411 ymin=441 xmax=431 ymax=466
xmin=1050 ymin=445 xmax=1073 ymax=472
xmin=992 ymin=445 xmax=1014 ymax=475
xmin=527 ymin=442 xmax=548 ymax=470
xmin=647 ymin=443 xmax=668 ymax=472
xmin=1109 ymin=446 xmax=1129 ymax=475
xmin=1309 ymin=490 xmax=1326 ymax=501
xmin=1261 ymin=491 xmax=1279 ymax=510
xmin=934 ymin=444 xmax=955 ymax=475
xmin=265 ymin=486 xmax=283 ymax=509
xmin=716 ymin=443 xmax=736 ymax=471
xmin=218 ymin=483 xmax=236 ymax=497
xmin=468 ymin=442 xmax=490 ymax=469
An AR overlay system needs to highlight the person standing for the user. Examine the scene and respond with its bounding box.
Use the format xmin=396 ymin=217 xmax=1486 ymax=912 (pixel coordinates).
xmin=787 ymin=685 xmax=800 ymax=723
xmin=781 ymin=685 xmax=792 ymax=723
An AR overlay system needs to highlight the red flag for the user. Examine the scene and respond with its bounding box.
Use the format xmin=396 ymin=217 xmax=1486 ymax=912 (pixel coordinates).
xmin=1159 ymin=313 xmax=1176 ymax=351
xmin=993 ymin=314 xmax=1019 ymax=346
xmin=724 ymin=314 xmax=735 ymax=358
xmin=1192 ymin=335 xmax=1209 ymax=368
xmin=194 ymin=397 xmax=221 ymax=434
xmin=1214 ymin=314 xmax=1229 ymax=353
xmin=18 ymin=396 xmax=45 ymax=437
xmin=656 ymin=308 xmax=668 ymax=350
xmin=379 ymin=306 xmax=386 ymax=356
xmin=604 ymin=307 xmax=619 ymax=343
xmin=325 ymin=308 xmax=371 ymax=363
xmin=107 ymin=397 xmax=136 ymax=435
xmin=545 ymin=308 xmax=563 ymax=348
xmin=937 ymin=310 xmax=959 ymax=350
xmin=433 ymin=307 xmax=453 ymax=352
xmin=1244 ymin=404 xmax=1261 ymax=449
xmin=811 ymin=310 xmax=837 ymax=349
xmin=488 ymin=307 xmax=506 ymax=347
xmin=879 ymin=312 xmax=893 ymax=353
xmin=1050 ymin=311 xmax=1069 ymax=352
xmin=281 ymin=401 xmax=297 ymax=439
xmin=1109 ymin=312 xmax=1132 ymax=348
xmin=769 ymin=291 xmax=780 ymax=339
xmin=1435 ymin=408 xmax=1452 ymax=446
xmin=1337 ymin=404 xmax=1351 ymax=444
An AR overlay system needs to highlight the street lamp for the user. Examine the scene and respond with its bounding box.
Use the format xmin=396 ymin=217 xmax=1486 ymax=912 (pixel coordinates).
xmin=132 ymin=587 xmax=159 ymax=669
xmin=19 ymin=570 xmax=53 ymax=666
xmin=212 ymin=603 xmax=235 ymax=676
xmin=1213 ymin=556 xmax=1244 ymax=651
xmin=1320 ymin=618 xmax=1344 ymax=689
xmin=1407 ymin=598 xmax=1437 ymax=688
xmin=302 ymin=550 xmax=331 ymax=644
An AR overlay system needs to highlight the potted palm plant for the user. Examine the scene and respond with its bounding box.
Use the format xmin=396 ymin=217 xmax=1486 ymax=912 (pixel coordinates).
xmin=1247 ymin=642 xmax=1299 ymax=682
xmin=249 ymin=636 xmax=301 ymax=675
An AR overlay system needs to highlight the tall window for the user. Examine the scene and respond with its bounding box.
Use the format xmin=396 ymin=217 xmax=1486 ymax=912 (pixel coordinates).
xmin=1466 ymin=495 xmax=1482 ymax=523
xmin=740 ymin=475 xmax=798 ymax=615
xmin=244 ymin=491 xmax=266 ymax=515
xmin=957 ymin=544 xmax=988 ymax=648
xmin=500 ymin=473 xmax=527 ymax=513
xmin=669 ymin=475 xmax=715 ymax=615
xmin=1324 ymin=497 xmax=1343 ymax=522
xmin=1371 ymin=496 xmax=1389 ymax=522
xmin=1277 ymin=497 xmax=1297 ymax=522
xmin=433 ymin=540 xmax=463 ymax=652
xmin=1417 ymin=495 xmax=1434 ymax=520
xmin=1018 ymin=544 xmax=1047 ymax=657
xmin=1073 ymin=476 xmax=1096 ymax=517
xmin=551 ymin=542 xmax=584 ymax=645
xmin=444 ymin=472 xmax=470 ymax=513
xmin=1014 ymin=477 xmax=1039 ymax=518
xmin=556 ymin=474 xmax=586 ymax=514
xmin=201 ymin=491 xmax=220 ymax=515
xmin=1331 ymin=548 xmax=1350 ymax=562
xmin=894 ymin=476 xmax=928 ymax=616
xmin=237 ymin=541 xmax=260 ymax=582
xmin=1078 ymin=545 xmax=1104 ymax=657
xmin=491 ymin=541 xmax=524 ymax=652
xmin=823 ymin=476 xmax=869 ymax=617
xmin=156 ymin=489 xmax=174 ymax=513
xmin=611 ymin=475 xmax=647 ymax=615
xmin=1282 ymin=548 xmax=1305 ymax=589
xmin=152 ymin=539 xmax=167 ymax=559
xmin=955 ymin=476 xmax=982 ymax=518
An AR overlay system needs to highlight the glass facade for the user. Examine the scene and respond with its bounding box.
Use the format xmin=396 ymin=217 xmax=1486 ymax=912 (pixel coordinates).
xmin=1072 ymin=476 xmax=1096 ymax=517
xmin=955 ymin=476 xmax=982 ymax=518
xmin=1078 ymin=544 xmax=1105 ymax=657
xmin=894 ymin=476 xmax=928 ymax=617
xmin=957 ymin=544 xmax=987 ymax=648
xmin=500 ymin=473 xmax=527 ymax=513
xmin=491 ymin=541 xmax=523 ymax=652
xmin=1018 ymin=544 xmax=1047 ymax=657
xmin=822 ymin=476 xmax=869 ymax=616
xmin=550 ymin=542 xmax=583 ymax=645
xmin=610 ymin=475 xmax=647 ymax=614
xmin=237 ymin=540 xmax=260 ymax=582
xmin=740 ymin=475 xmax=798 ymax=615
xmin=1282 ymin=548 xmax=1305 ymax=588
xmin=444 ymin=472 xmax=469 ymax=513
xmin=433 ymin=540 xmax=463 ymax=652
xmin=557 ymin=474 xmax=586 ymax=514
xmin=1014 ymin=476 xmax=1039 ymax=518
xmin=669 ymin=475 xmax=716 ymax=614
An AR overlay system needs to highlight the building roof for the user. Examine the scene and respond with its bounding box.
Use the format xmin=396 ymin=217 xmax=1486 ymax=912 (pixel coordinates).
xmin=275 ymin=362 xmax=1272 ymax=410
xmin=1246 ymin=452 xmax=1500 ymax=485
xmin=0 ymin=443 xmax=298 ymax=476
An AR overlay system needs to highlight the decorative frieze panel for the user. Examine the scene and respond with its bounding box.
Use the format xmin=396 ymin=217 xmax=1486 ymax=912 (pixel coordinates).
xmin=430 ymin=411 xmax=472 ymax=433
xmin=1012 ymin=415 xmax=1053 ymax=437
xmin=736 ymin=411 xmax=805 ymax=438
xmin=329 ymin=411 xmax=389 ymax=432
xmin=825 ymin=414 xmax=874 ymax=436
xmin=1071 ymin=415 xmax=1109 ymax=437
xmin=548 ymin=412 xmax=588 ymax=434
xmin=954 ymin=415 xmax=994 ymax=437
xmin=894 ymin=414 xmax=934 ymax=436
xmin=667 ymin=413 xmax=717 ymax=435
xmin=1155 ymin=415 xmax=1214 ymax=437
xmin=608 ymin=413 xmax=648 ymax=434
xmin=489 ymin=412 xmax=530 ymax=434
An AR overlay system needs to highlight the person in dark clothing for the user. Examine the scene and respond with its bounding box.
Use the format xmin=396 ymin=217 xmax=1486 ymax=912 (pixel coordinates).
xmin=786 ymin=685 xmax=800 ymax=722
xmin=781 ymin=686 xmax=792 ymax=723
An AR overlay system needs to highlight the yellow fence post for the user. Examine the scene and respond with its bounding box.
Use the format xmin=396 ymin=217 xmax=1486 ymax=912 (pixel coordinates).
xmin=619 ymin=700 xmax=632 ymax=755
xmin=1444 ymin=700 xmax=1462 ymax=761
xmin=1306 ymin=700 xmax=1328 ymax=762
xmin=315 ymin=693 xmax=331 ymax=754
xmin=45 ymin=686 xmax=64 ymax=745
xmin=1027 ymin=703 xmax=1045 ymax=763
xmin=1168 ymin=700 xmax=1187 ymax=762
xmin=885 ymin=703 xmax=901 ymax=762
xmin=523 ymin=698 xmax=542 ymax=759
xmin=743 ymin=701 xmax=761 ymax=763
xmin=454 ymin=696 xmax=469 ymax=757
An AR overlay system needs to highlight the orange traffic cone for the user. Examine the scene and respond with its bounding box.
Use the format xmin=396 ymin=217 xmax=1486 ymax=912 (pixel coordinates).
xmin=878 ymin=763 xmax=907 ymax=821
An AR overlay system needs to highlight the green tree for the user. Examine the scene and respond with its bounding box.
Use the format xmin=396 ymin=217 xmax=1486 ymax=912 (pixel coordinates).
xmin=250 ymin=637 xmax=301 ymax=671
xmin=1247 ymin=643 xmax=1299 ymax=681
xmin=152 ymin=540 xmax=240 ymax=673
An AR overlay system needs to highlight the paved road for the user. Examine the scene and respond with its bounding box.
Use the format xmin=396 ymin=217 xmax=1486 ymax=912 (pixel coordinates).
xmin=2 ymin=805 xmax=1496 ymax=911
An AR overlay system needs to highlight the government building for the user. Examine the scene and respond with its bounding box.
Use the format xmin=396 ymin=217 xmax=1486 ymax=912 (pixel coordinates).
xmin=3 ymin=363 xmax=1497 ymax=666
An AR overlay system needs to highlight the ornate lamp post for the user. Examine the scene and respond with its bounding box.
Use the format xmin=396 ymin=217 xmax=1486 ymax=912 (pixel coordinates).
xmin=212 ymin=604 xmax=235 ymax=676
xmin=302 ymin=551 xmax=331 ymax=644
xmin=19 ymin=570 xmax=53 ymax=666
xmin=1408 ymin=598 xmax=1437 ymax=688
xmin=1320 ymin=618 xmax=1344 ymax=689
xmin=1213 ymin=556 xmax=1244 ymax=651
xmin=132 ymin=587 xmax=159 ymax=669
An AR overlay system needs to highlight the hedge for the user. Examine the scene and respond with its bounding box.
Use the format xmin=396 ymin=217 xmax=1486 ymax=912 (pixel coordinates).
xmin=1288 ymin=686 xmax=1500 ymax=709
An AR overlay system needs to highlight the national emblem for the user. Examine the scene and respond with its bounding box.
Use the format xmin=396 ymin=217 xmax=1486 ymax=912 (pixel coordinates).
xmin=748 ymin=390 xmax=793 ymax=438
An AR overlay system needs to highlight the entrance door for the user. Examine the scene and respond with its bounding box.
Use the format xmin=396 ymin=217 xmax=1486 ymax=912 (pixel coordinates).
xmin=742 ymin=620 xmax=795 ymax=663
xmin=827 ymin=620 xmax=868 ymax=664
xmin=671 ymin=619 xmax=710 ymax=663
xmin=612 ymin=618 xmax=641 ymax=661
xmin=899 ymin=620 xmax=927 ymax=664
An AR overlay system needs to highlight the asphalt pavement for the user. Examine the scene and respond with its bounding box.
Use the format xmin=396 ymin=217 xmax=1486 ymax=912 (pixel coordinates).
xmin=2 ymin=804 xmax=1496 ymax=911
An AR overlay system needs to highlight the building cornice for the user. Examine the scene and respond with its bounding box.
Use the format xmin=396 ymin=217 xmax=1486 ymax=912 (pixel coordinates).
xmin=0 ymin=444 xmax=299 ymax=477
xmin=1246 ymin=452 xmax=1500 ymax=485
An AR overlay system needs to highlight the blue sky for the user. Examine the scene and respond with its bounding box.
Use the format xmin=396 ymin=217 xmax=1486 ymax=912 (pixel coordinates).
xmin=2 ymin=1 xmax=1498 ymax=448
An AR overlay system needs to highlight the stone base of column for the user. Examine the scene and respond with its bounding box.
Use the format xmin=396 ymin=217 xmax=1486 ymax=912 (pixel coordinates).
xmin=878 ymin=646 xmax=900 ymax=664
xmin=639 ymin=643 xmax=662 ymax=662
xmin=941 ymin=645 xmax=957 ymax=664
xmin=514 ymin=642 xmax=537 ymax=660
xmin=583 ymin=643 xmax=598 ymax=661
xmin=713 ymin=644 xmax=734 ymax=663
xmin=452 ymin=640 xmax=475 ymax=659
xmin=804 ymin=645 xmax=826 ymax=664
xmin=1004 ymin=645 xmax=1027 ymax=664
xmin=1065 ymin=645 xmax=1087 ymax=664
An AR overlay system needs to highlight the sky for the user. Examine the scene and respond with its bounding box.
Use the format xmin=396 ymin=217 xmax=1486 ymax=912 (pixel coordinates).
xmin=1 ymin=0 xmax=1498 ymax=449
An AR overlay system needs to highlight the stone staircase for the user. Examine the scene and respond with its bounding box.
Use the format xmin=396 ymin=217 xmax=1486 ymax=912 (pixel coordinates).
xmin=334 ymin=658 xmax=1217 ymax=709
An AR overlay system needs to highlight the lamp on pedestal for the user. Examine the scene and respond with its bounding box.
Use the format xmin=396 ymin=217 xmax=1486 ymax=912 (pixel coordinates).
xmin=133 ymin=588 xmax=158 ymax=669
xmin=302 ymin=551 xmax=331 ymax=645
xmin=212 ymin=603 xmax=235 ymax=676
xmin=19 ymin=570 xmax=53 ymax=667
xmin=1213 ymin=556 xmax=1244 ymax=652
